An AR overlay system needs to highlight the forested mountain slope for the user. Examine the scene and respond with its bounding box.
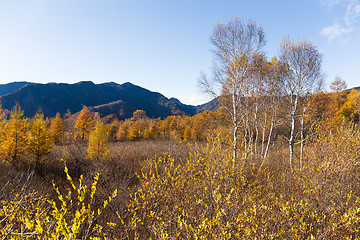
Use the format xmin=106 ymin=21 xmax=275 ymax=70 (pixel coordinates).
xmin=0 ymin=82 xmax=35 ymax=96
xmin=0 ymin=81 xmax=216 ymax=118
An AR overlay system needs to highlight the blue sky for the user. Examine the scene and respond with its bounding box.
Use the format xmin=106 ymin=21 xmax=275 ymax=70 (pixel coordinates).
xmin=0 ymin=0 xmax=359 ymax=105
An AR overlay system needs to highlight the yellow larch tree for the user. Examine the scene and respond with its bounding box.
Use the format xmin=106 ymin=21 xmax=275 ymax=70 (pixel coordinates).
xmin=131 ymin=110 xmax=148 ymax=138
xmin=50 ymin=112 xmax=66 ymax=144
xmin=0 ymin=104 xmax=6 ymax=156
xmin=339 ymin=89 xmax=360 ymax=123
xmin=127 ymin=123 xmax=140 ymax=140
xmin=191 ymin=114 xmax=206 ymax=141
xmin=117 ymin=120 xmax=131 ymax=141
xmin=0 ymin=104 xmax=29 ymax=167
xmin=75 ymin=105 xmax=94 ymax=140
xmin=143 ymin=118 xmax=161 ymax=139
xmin=330 ymin=76 xmax=347 ymax=93
xmin=159 ymin=116 xmax=172 ymax=139
xmin=87 ymin=113 xmax=109 ymax=161
xmin=28 ymin=111 xmax=54 ymax=163
xmin=150 ymin=118 xmax=161 ymax=139
xmin=142 ymin=125 xmax=151 ymax=139
xmin=183 ymin=126 xmax=192 ymax=141
xmin=0 ymin=103 xmax=5 ymax=122
xmin=107 ymin=119 xmax=120 ymax=141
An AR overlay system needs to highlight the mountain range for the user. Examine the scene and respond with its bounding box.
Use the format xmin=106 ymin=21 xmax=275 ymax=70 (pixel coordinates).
xmin=0 ymin=81 xmax=217 ymax=119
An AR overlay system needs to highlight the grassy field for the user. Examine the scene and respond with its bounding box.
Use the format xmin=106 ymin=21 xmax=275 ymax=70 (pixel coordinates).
xmin=1 ymin=127 xmax=360 ymax=238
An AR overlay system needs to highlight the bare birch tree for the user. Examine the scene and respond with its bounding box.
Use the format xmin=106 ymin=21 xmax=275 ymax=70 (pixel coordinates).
xmin=200 ymin=18 xmax=265 ymax=167
xmin=279 ymin=36 xmax=323 ymax=170
xmin=260 ymin=57 xmax=286 ymax=160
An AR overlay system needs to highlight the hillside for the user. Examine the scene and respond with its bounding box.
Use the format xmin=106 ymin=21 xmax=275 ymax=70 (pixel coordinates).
xmin=0 ymin=82 xmax=35 ymax=96
xmin=0 ymin=81 xmax=216 ymax=119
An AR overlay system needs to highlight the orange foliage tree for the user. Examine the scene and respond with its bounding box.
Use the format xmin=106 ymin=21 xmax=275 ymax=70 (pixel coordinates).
xmin=74 ymin=106 xmax=94 ymax=140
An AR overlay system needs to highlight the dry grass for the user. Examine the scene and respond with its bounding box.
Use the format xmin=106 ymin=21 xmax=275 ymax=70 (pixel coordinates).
xmin=2 ymin=126 xmax=360 ymax=238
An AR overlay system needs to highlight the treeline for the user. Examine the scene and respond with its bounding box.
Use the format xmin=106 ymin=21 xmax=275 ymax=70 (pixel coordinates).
xmin=0 ymin=104 xmax=57 ymax=167
xmin=0 ymin=81 xmax=358 ymax=167
xmin=114 ymin=110 xmax=222 ymax=142
xmin=0 ymin=102 xmax=216 ymax=167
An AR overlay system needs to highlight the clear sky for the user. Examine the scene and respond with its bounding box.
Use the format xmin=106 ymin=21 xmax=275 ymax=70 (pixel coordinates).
xmin=0 ymin=0 xmax=359 ymax=105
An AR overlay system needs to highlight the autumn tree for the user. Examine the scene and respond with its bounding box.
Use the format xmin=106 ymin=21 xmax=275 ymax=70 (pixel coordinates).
xmin=50 ymin=112 xmax=65 ymax=144
xmin=117 ymin=120 xmax=131 ymax=141
xmin=128 ymin=124 xmax=140 ymax=140
xmin=339 ymin=89 xmax=360 ymax=123
xmin=0 ymin=103 xmax=5 ymax=132
xmin=200 ymin=17 xmax=265 ymax=167
xmin=0 ymin=104 xmax=6 ymax=155
xmin=235 ymin=54 xmax=285 ymax=160
xmin=107 ymin=119 xmax=120 ymax=141
xmin=253 ymin=57 xmax=285 ymax=160
xmin=191 ymin=113 xmax=206 ymax=141
xmin=28 ymin=111 xmax=54 ymax=163
xmin=143 ymin=118 xmax=161 ymax=139
xmin=309 ymin=91 xmax=334 ymax=128
xmin=159 ymin=117 xmax=172 ymax=139
xmin=183 ymin=126 xmax=192 ymax=141
xmin=330 ymin=77 xmax=348 ymax=114
xmin=279 ymin=36 xmax=323 ymax=169
xmin=0 ymin=104 xmax=29 ymax=167
xmin=131 ymin=110 xmax=148 ymax=138
xmin=87 ymin=113 xmax=109 ymax=161
xmin=75 ymin=106 xmax=94 ymax=140
xmin=64 ymin=109 xmax=72 ymax=119
xmin=330 ymin=76 xmax=347 ymax=92
xmin=0 ymin=103 xmax=5 ymax=123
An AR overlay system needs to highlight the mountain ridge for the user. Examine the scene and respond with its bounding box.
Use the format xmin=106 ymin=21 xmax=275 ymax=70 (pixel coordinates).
xmin=0 ymin=81 xmax=217 ymax=119
xmin=0 ymin=81 xmax=35 ymax=96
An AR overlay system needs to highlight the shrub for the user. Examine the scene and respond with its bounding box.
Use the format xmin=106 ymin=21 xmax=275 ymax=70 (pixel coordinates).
xmin=0 ymin=161 xmax=117 ymax=239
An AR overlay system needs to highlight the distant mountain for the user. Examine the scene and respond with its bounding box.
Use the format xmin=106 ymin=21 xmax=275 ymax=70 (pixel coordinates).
xmin=169 ymin=97 xmax=182 ymax=105
xmin=0 ymin=81 xmax=214 ymax=119
xmin=196 ymin=97 xmax=219 ymax=112
xmin=0 ymin=82 xmax=35 ymax=96
xmin=93 ymin=100 xmax=136 ymax=119
xmin=352 ymin=86 xmax=360 ymax=91
xmin=169 ymin=97 xmax=198 ymax=114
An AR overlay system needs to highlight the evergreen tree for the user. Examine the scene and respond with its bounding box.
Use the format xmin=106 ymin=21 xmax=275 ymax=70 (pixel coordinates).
xmin=50 ymin=112 xmax=66 ymax=144
xmin=87 ymin=113 xmax=109 ymax=161
xmin=75 ymin=106 xmax=94 ymax=140
xmin=0 ymin=104 xmax=29 ymax=166
xmin=28 ymin=111 xmax=54 ymax=162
